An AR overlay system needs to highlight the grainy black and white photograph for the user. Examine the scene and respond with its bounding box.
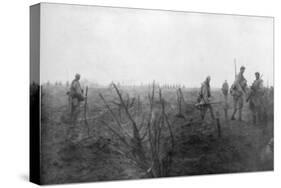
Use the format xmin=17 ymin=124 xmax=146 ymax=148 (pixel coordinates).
xmin=30 ymin=3 xmax=274 ymax=185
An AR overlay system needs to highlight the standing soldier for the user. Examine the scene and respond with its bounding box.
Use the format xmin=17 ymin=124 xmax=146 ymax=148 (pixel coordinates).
xmin=197 ymin=76 xmax=215 ymax=121
xmin=221 ymin=80 xmax=229 ymax=120
xmin=230 ymin=66 xmax=247 ymax=121
xmin=68 ymin=73 xmax=84 ymax=123
xmin=247 ymin=72 xmax=265 ymax=124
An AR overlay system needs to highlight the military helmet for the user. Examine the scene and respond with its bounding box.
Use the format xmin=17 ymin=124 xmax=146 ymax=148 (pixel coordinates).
xmin=75 ymin=73 xmax=81 ymax=79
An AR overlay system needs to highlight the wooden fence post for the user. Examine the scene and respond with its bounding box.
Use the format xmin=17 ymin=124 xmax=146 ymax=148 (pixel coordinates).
xmin=84 ymin=86 xmax=90 ymax=137
xmin=215 ymin=111 xmax=221 ymax=138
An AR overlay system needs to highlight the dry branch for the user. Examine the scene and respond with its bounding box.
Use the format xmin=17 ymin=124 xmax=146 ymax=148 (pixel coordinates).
xmin=98 ymin=82 xmax=174 ymax=177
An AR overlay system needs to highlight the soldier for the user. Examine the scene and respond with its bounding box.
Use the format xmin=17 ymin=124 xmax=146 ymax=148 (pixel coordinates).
xmin=230 ymin=66 xmax=247 ymax=121
xmin=247 ymin=72 xmax=265 ymax=124
xmin=197 ymin=76 xmax=215 ymax=121
xmin=222 ymin=80 xmax=229 ymax=96
xmin=68 ymin=73 xmax=84 ymax=123
xmin=221 ymin=80 xmax=229 ymax=120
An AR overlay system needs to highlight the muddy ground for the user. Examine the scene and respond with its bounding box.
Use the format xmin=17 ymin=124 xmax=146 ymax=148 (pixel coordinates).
xmin=40 ymin=85 xmax=273 ymax=184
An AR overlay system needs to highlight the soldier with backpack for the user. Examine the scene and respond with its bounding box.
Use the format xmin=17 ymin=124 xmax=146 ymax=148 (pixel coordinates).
xmin=68 ymin=73 xmax=84 ymax=123
xmin=247 ymin=72 xmax=265 ymax=124
xmin=197 ymin=76 xmax=215 ymax=121
xmin=230 ymin=66 xmax=247 ymax=121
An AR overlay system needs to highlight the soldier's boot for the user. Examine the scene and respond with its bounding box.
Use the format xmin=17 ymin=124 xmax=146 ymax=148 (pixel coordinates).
xmin=200 ymin=107 xmax=208 ymax=120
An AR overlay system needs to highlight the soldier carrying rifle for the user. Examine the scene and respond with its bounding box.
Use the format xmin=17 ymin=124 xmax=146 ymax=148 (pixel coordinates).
xmin=67 ymin=73 xmax=84 ymax=123
xmin=230 ymin=66 xmax=247 ymax=121
xmin=247 ymin=72 xmax=265 ymax=124
xmin=197 ymin=76 xmax=215 ymax=121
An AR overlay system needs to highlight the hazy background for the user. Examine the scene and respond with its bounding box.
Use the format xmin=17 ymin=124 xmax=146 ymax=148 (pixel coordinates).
xmin=40 ymin=3 xmax=274 ymax=88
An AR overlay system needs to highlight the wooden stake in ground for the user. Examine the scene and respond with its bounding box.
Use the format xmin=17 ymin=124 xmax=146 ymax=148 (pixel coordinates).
xmin=215 ymin=111 xmax=222 ymax=138
xmin=84 ymin=86 xmax=90 ymax=137
xmin=176 ymin=88 xmax=185 ymax=118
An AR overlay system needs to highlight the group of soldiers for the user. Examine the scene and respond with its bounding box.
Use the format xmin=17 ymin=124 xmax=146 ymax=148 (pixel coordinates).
xmin=68 ymin=66 xmax=267 ymax=125
xmin=197 ymin=66 xmax=266 ymax=124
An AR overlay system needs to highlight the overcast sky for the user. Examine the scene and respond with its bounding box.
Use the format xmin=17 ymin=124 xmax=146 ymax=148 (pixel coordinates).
xmin=40 ymin=3 xmax=274 ymax=87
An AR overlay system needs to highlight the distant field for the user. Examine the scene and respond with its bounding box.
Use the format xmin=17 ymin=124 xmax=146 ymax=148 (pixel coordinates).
xmin=39 ymin=84 xmax=274 ymax=184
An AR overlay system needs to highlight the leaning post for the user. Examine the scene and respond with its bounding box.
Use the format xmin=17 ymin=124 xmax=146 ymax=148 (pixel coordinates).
xmin=215 ymin=111 xmax=222 ymax=138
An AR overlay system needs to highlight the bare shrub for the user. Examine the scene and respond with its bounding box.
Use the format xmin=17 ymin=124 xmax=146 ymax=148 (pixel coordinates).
xmin=99 ymin=82 xmax=174 ymax=177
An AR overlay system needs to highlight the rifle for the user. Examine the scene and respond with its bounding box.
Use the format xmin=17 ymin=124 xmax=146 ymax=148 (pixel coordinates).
xmin=195 ymin=101 xmax=222 ymax=109
xmin=246 ymin=90 xmax=253 ymax=102
xmin=233 ymin=59 xmax=247 ymax=96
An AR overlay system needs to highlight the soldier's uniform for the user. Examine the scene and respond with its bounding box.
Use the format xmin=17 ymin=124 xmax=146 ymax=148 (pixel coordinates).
xmin=221 ymin=81 xmax=229 ymax=120
xmin=222 ymin=81 xmax=229 ymax=96
xmin=69 ymin=74 xmax=84 ymax=123
xmin=248 ymin=75 xmax=265 ymax=124
xmin=198 ymin=78 xmax=215 ymax=120
xmin=230 ymin=70 xmax=247 ymax=121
